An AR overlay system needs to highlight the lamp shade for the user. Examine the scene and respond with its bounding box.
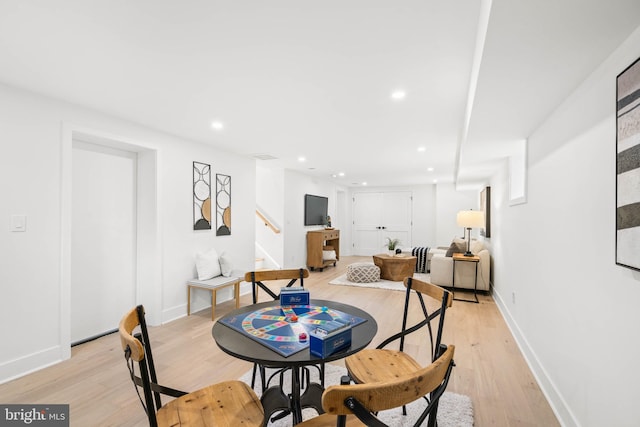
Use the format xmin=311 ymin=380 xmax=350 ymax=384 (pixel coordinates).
xmin=457 ymin=210 xmax=485 ymax=228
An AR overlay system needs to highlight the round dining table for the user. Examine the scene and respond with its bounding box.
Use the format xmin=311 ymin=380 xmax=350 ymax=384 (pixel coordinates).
xmin=212 ymin=299 xmax=378 ymax=425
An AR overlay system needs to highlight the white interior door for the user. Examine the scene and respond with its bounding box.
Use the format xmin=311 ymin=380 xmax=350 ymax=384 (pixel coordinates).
xmin=71 ymin=141 xmax=137 ymax=344
xmin=353 ymin=192 xmax=412 ymax=255
xmin=353 ymin=193 xmax=383 ymax=255
xmin=380 ymin=191 xmax=412 ymax=248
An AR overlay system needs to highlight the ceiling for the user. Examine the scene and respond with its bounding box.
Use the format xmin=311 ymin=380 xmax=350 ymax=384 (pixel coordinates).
xmin=1 ymin=0 xmax=639 ymax=188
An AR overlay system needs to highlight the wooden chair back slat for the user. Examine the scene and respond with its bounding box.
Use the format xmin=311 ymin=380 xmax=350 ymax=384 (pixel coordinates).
xmin=243 ymin=268 xmax=309 ymax=282
xmin=245 ymin=268 xmax=310 ymax=305
xmin=119 ymin=306 xmax=144 ymax=362
xmin=404 ymin=277 xmax=453 ymax=308
xmin=323 ymin=345 xmax=455 ymax=416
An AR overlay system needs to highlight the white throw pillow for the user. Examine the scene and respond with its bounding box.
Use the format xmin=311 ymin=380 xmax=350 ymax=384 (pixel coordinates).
xmin=195 ymin=248 xmax=221 ymax=280
xmin=219 ymin=252 xmax=233 ymax=277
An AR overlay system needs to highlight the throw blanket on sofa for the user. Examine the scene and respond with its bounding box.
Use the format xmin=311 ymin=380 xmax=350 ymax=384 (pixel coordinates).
xmin=412 ymin=246 xmax=430 ymax=273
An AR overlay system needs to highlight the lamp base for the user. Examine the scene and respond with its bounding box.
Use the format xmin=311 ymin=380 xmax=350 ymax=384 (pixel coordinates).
xmin=463 ymin=251 xmax=474 ymax=257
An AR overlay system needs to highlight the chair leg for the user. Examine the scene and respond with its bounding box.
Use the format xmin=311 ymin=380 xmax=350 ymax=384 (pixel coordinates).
xmin=260 ymin=365 xmax=267 ymax=392
xmin=251 ymin=363 xmax=258 ymax=389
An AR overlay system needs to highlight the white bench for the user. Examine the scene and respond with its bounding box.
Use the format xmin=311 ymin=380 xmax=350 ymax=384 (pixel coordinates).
xmin=187 ymin=275 xmax=241 ymax=320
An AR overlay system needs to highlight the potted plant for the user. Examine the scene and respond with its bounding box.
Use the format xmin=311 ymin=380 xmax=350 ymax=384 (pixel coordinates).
xmin=384 ymin=237 xmax=401 ymax=255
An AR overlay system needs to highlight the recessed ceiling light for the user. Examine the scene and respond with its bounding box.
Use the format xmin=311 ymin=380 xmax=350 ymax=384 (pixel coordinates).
xmin=332 ymin=174 xmax=337 ymax=178
xmin=338 ymin=172 xmax=345 ymax=177
xmin=433 ymin=179 xmax=438 ymax=183
xmin=362 ymin=182 xmax=368 ymax=186
xmin=417 ymin=147 xmax=426 ymax=153
xmin=391 ymin=90 xmax=406 ymax=100
xmin=427 ymin=167 xmax=434 ymax=172
xmin=211 ymin=121 xmax=224 ymax=130
xmin=298 ymin=156 xmax=306 ymax=162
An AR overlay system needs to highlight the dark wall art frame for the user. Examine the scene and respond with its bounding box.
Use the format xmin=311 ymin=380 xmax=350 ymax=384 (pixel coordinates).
xmin=480 ymin=186 xmax=491 ymax=238
xmin=216 ymin=173 xmax=231 ymax=236
xmin=616 ymin=56 xmax=640 ymax=271
xmin=193 ymin=161 xmax=212 ymax=230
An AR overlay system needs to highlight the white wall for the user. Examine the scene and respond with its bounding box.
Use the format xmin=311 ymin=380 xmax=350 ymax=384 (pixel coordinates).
xmin=255 ymin=166 xmax=285 ymax=268
xmin=254 ymin=176 xmax=477 ymax=270
xmin=345 ymin=184 xmax=440 ymax=249
xmin=0 ymin=83 xmax=255 ymax=383
xmin=490 ymin=25 xmax=640 ymax=427
xmin=435 ymin=183 xmax=479 ymax=244
xmin=282 ymin=170 xmax=345 ymax=268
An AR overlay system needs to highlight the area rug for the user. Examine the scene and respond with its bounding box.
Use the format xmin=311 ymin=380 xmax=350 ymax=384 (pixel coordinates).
xmin=239 ymin=363 xmax=473 ymax=427
xmin=328 ymin=272 xmax=431 ymax=291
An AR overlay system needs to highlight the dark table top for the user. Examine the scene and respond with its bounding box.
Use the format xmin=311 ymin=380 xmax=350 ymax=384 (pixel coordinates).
xmin=212 ymin=299 xmax=378 ymax=367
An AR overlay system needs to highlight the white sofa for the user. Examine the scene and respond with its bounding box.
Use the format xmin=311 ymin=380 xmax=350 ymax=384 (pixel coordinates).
xmin=429 ymin=239 xmax=490 ymax=291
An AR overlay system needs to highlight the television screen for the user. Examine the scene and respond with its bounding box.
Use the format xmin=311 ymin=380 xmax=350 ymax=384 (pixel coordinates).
xmin=304 ymin=194 xmax=328 ymax=226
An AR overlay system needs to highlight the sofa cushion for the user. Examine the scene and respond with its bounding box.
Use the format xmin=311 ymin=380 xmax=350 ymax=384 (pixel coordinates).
xmin=445 ymin=240 xmax=466 ymax=257
xmin=470 ymin=240 xmax=484 ymax=254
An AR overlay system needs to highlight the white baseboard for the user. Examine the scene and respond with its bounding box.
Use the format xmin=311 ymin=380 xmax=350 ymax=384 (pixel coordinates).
xmin=0 ymin=346 xmax=64 ymax=385
xmin=492 ymin=289 xmax=577 ymax=427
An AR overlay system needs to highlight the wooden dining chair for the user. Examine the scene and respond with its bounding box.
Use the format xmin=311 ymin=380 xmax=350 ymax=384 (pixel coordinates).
xmin=119 ymin=305 xmax=264 ymax=427
xmin=297 ymin=345 xmax=455 ymax=427
xmin=245 ymin=268 xmax=310 ymax=304
xmin=244 ymin=268 xmax=314 ymax=393
xmin=344 ymin=277 xmax=453 ymax=426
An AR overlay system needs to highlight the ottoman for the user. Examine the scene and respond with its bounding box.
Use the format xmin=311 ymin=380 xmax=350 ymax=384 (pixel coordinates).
xmin=347 ymin=263 xmax=381 ymax=283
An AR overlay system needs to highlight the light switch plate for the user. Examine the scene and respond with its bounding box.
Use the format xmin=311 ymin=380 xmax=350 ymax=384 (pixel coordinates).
xmin=11 ymin=215 xmax=26 ymax=232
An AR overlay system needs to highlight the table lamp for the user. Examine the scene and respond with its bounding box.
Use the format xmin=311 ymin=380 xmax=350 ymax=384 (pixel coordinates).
xmin=456 ymin=210 xmax=485 ymax=256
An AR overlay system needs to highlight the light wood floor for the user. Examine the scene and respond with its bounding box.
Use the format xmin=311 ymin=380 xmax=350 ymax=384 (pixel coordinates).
xmin=0 ymin=256 xmax=559 ymax=426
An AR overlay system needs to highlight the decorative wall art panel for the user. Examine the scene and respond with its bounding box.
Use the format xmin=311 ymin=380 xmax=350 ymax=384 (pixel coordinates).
xmin=616 ymin=56 xmax=640 ymax=270
xmin=480 ymin=186 xmax=491 ymax=238
xmin=216 ymin=173 xmax=231 ymax=236
xmin=193 ymin=161 xmax=211 ymax=230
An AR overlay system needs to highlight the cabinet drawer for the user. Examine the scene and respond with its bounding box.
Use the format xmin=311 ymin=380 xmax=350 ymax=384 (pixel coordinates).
xmin=324 ymin=231 xmax=339 ymax=239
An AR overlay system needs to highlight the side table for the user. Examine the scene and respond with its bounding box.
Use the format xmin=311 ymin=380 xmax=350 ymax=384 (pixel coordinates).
xmin=372 ymin=254 xmax=417 ymax=281
xmin=452 ymin=253 xmax=479 ymax=303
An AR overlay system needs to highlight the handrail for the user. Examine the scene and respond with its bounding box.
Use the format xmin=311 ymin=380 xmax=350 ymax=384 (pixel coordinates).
xmin=256 ymin=210 xmax=280 ymax=234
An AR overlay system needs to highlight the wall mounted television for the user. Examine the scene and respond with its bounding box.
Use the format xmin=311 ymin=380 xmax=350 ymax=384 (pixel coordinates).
xmin=304 ymin=194 xmax=328 ymax=226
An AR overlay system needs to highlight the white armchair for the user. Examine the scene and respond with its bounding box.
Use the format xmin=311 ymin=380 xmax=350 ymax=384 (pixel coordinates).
xmin=430 ymin=239 xmax=490 ymax=291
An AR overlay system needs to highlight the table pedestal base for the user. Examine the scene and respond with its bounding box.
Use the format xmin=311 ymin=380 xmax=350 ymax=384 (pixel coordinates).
xmin=260 ymin=366 xmax=325 ymax=426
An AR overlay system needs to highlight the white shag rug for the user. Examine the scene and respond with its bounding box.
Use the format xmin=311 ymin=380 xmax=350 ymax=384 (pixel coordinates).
xmin=239 ymin=363 xmax=473 ymax=427
xmin=328 ymin=272 xmax=431 ymax=291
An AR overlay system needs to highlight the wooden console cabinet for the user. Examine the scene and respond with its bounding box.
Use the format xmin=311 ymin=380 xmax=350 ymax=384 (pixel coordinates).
xmin=306 ymin=229 xmax=340 ymax=271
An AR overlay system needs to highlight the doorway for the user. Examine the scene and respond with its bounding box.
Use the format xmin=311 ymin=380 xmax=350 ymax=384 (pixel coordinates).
xmin=352 ymin=191 xmax=412 ymax=255
xmin=71 ymin=140 xmax=137 ymax=344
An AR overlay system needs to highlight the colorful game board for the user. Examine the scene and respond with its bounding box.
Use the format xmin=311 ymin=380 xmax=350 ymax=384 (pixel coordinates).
xmin=219 ymin=304 xmax=367 ymax=357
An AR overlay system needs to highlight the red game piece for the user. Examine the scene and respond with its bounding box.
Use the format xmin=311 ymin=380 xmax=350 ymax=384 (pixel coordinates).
xmin=290 ymin=315 xmax=298 ymax=322
xmin=298 ymin=332 xmax=307 ymax=342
